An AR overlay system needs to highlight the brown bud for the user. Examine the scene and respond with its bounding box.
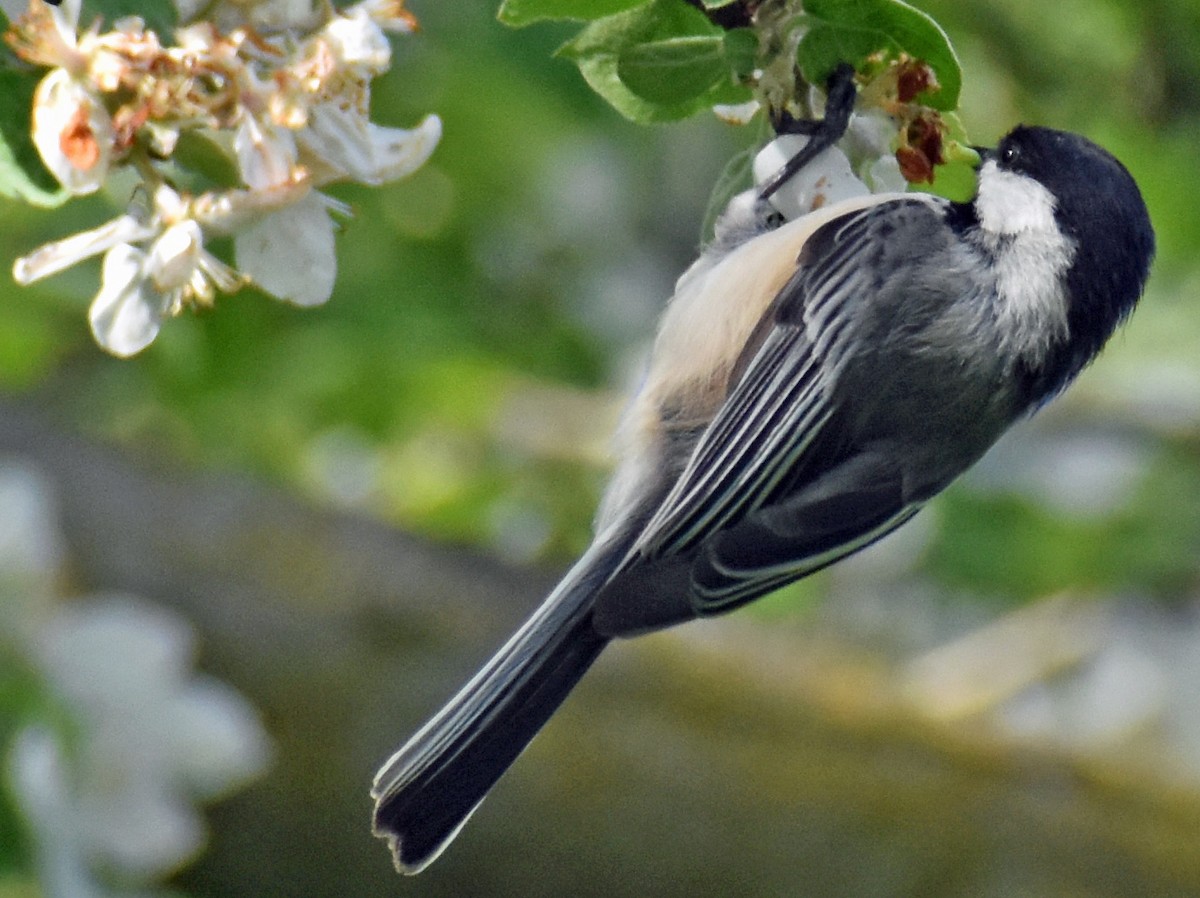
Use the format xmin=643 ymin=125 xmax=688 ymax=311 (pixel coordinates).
xmin=897 ymin=60 xmax=938 ymax=104
xmin=896 ymin=146 xmax=934 ymax=183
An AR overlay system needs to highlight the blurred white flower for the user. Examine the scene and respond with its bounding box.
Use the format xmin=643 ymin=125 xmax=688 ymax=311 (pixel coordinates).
xmin=862 ymin=154 xmax=908 ymax=193
xmin=9 ymin=595 xmax=272 ymax=890
xmin=846 ymin=110 xmax=908 ymax=193
xmin=751 ymin=107 xmax=916 ymax=221
xmin=844 ymin=109 xmax=897 ymax=160
xmin=0 ymin=463 xmax=271 ymax=897
xmin=8 ymin=728 xmax=102 ymax=898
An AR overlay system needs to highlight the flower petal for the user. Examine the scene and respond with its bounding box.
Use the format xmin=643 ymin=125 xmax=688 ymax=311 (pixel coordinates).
xmin=31 ymin=69 xmax=114 ymax=196
xmin=54 ymin=0 xmax=82 ymax=36
xmin=147 ymin=220 xmax=203 ymax=291
xmin=348 ymin=0 xmax=418 ymax=33
xmin=6 ymin=727 xmax=99 ymax=898
xmin=323 ymin=6 xmax=390 ymax=72
xmin=296 ymin=100 xmax=373 ymax=183
xmin=234 ymin=115 xmax=298 ymax=190
xmin=234 ymin=191 xmax=336 ymax=306
xmin=362 ymin=114 xmax=441 ymax=185
xmin=191 ymin=181 xmax=312 ymax=234
xmin=88 ymin=245 xmax=168 ymax=357
xmin=37 ymin=594 xmax=195 ymax=705
xmin=12 ymin=213 xmax=155 ymax=285
xmin=299 ymin=103 xmax=440 ymax=186
xmin=82 ymin=779 xmax=205 ymax=878
xmin=754 ymin=136 xmax=869 ymax=221
xmin=167 ymin=675 xmax=273 ymax=800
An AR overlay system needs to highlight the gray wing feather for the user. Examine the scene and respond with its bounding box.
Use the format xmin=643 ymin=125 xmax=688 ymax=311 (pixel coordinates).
xmin=615 ymin=198 xmax=951 ymax=619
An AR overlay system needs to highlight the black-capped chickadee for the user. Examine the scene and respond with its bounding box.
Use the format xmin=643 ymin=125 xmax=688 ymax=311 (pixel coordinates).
xmin=371 ymin=105 xmax=1155 ymax=872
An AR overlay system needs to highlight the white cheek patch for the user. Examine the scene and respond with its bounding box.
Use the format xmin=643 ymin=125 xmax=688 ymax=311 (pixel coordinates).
xmin=973 ymin=161 xmax=1076 ymax=363
xmin=975 ymin=160 xmax=1060 ymax=235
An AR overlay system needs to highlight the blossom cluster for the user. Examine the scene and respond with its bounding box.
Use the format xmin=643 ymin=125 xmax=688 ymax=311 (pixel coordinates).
xmin=0 ymin=462 xmax=271 ymax=897
xmin=5 ymin=0 xmax=441 ymax=356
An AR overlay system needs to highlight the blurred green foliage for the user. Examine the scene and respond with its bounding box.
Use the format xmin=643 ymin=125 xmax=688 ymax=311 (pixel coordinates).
xmin=933 ymin=448 xmax=1200 ymax=601
xmin=0 ymin=652 xmax=37 ymax=879
xmin=0 ymin=0 xmax=1197 ymax=605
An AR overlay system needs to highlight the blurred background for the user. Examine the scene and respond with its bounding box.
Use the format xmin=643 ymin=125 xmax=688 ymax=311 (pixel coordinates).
xmin=2 ymin=0 xmax=1200 ymax=895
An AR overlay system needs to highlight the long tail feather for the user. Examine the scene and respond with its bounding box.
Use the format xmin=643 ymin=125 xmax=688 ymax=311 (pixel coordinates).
xmin=371 ymin=540 xmax=624 ymax=873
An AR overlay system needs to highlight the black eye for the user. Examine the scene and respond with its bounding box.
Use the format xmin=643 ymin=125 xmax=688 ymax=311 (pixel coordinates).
xmin=1000 ymin=144 xmax=1021 ymax=167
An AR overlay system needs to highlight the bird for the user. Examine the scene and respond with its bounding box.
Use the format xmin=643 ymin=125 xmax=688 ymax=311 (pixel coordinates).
xmin=370 ymin=101 xmax=1155 ymax=873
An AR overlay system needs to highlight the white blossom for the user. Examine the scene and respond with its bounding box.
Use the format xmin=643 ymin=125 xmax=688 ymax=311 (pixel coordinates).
xmin=0 ymin=465 xmax=271 ymax=896
xmin=7 ymin=0 xmax=86 ymax=70
xmin=323 ymin=4 xmax=392 ymax=73
xmin=31 ymin=68 xmax=114 ymax=195
xmin=299 ymin=103 xmax=442 ymax=187
xmin=86 ymin=217 xmax=243 ymax=357
xmin=15 ymin=184 xmax=246 ymax=356
xmin=88 ymin=243 xmax=166 ymax=357
xmin=863 ymin=154 xmax=908 ymax=193
xmin=148 ymin=219 xmax=205 ymax=291
xmin=712 ymin=99 xmax=761 ymax=126
xmin=751 ymin=109 xmax=917 ymax=221
xmin=845 ymin=109 xmax=908 ymax=192
xmin=235 ymin=115 xmax=300 ymax=190
xmin=754 ymin=134 xmax=871 ymax=220
xmin=85 ymin=217 xmax=245 ymax=357
xmin=10 ymin=596 xmax=272 ymax=888
xmin=235 ymin=190 xmax=339 ymax=307
xmin=6 ymin=0 xmax=440 ymax=356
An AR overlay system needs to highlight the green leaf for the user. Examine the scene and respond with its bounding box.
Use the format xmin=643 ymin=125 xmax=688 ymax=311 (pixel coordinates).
xmin=722 ymin=27 xmax=758 ymax=78
xmin=616 ymin=34 xmax=727 ymax=104
xmin=0 ymin=67 xmax=67 ymax=209
xmin=498 ymin=0 xmax=649 ymax=27
xmin=557 ymin=0 xmax=751 ymax=123
xmin=798 ymin=0 xmax=962 ymax=110
xmin=558 ymin=0 xmax=720 ymax=65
